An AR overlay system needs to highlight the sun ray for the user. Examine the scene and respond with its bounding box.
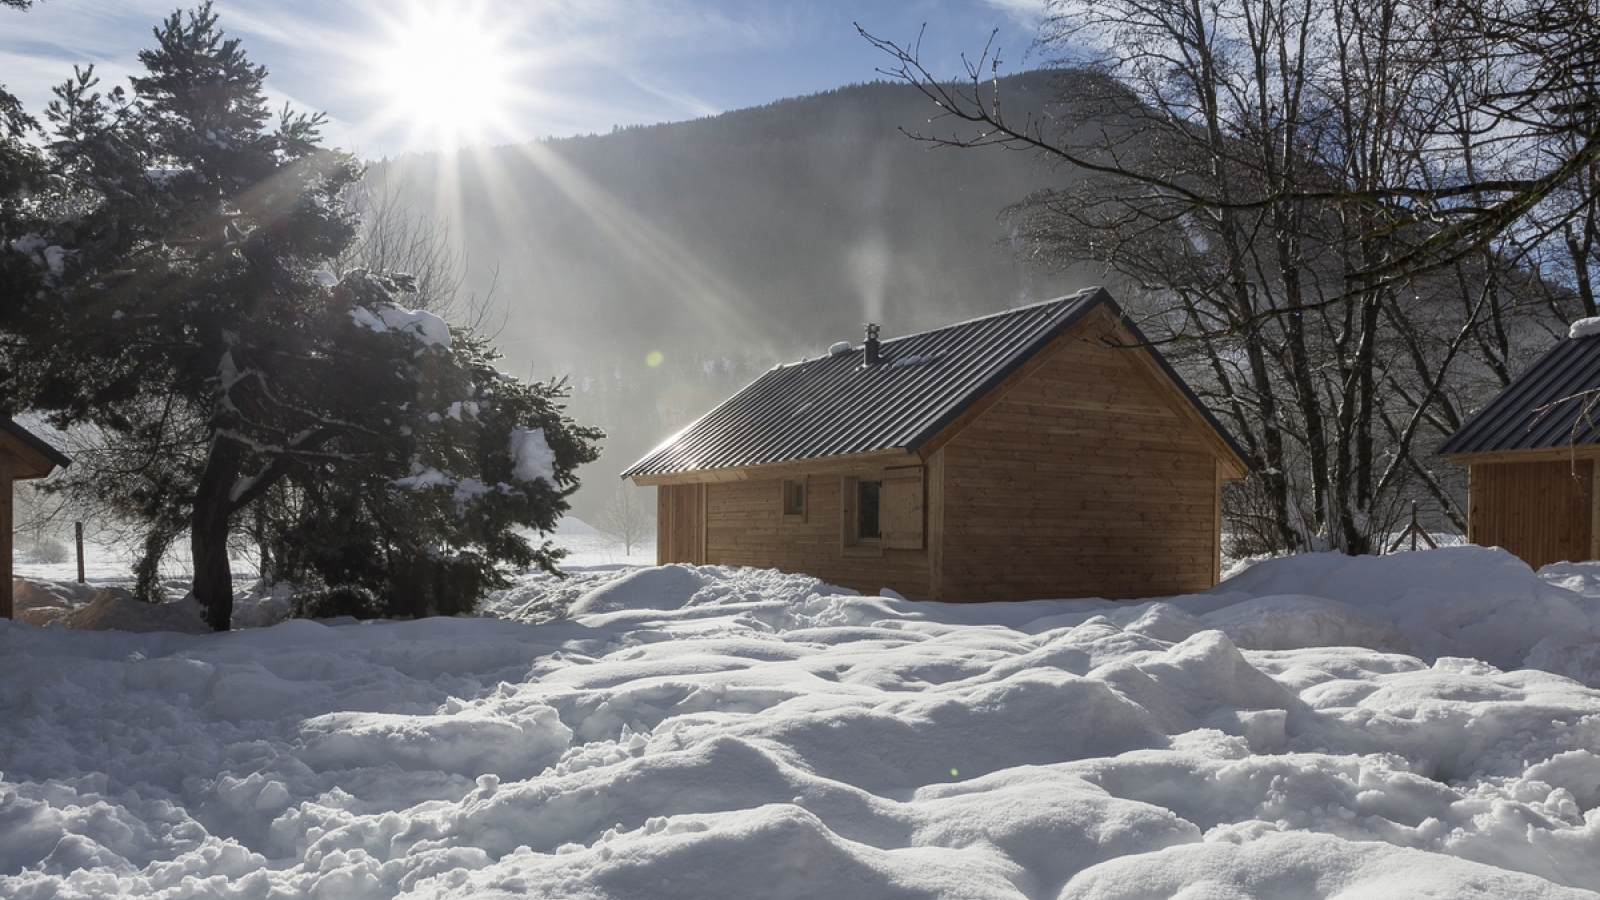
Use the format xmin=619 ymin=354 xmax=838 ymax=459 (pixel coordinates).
xmin=356 ymin=0 xmax=526 ymax=151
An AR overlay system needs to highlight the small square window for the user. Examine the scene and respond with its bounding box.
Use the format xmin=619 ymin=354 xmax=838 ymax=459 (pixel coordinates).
xmin=782 ymin=478 xmax=806 ymax=520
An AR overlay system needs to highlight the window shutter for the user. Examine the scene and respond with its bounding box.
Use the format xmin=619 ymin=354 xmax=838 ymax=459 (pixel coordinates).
xmin=880 ymin=466 xmax=924 ymax=549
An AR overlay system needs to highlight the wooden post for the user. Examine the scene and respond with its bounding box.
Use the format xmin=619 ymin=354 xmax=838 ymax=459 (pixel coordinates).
xmin=1 ymin=455 xmax=13 ymax=620
xmin=76 ymin=521 xmax=85 ymax=584
xmin=1387 ymin=499 xmax=1438 ymax=554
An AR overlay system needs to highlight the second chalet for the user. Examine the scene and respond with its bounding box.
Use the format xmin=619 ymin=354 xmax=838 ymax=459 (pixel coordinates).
xmin=623 ymin=287 xmax=1252 ymax=602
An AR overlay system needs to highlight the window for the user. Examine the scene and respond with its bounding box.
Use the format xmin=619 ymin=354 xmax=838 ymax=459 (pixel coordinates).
xmin=842 ymin=467 xmax=924 ymax=553
xmin=856 ymin=479 xmax=881 ymax=540
xmin=841 ymin=473 xmax=885 ymax=555
xmin=782 ymin=478 xmax=806 ymax=521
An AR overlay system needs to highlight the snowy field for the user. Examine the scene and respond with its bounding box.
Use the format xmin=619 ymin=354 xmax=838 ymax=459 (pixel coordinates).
xmin=4 ymin=542 xmax=1600 ymax=898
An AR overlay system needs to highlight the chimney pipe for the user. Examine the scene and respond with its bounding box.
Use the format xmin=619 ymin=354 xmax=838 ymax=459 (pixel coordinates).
xmin=863 ymin=323 xmax=881 ymax=367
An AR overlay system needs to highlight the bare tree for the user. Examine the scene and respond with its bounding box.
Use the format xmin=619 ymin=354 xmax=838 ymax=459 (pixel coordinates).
xmin=339 ymin=167 xmax=506 ymax=336
xmin=597 ymin=483 xmax=654 ymax=557
xmin=863 ymin=0 xmax=1588 ymax=553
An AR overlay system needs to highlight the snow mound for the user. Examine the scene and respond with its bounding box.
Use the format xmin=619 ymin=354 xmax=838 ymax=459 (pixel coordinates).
xmin=3 ymin=546 xmax=1600 ymax=898
xmin=56 ymin=587 xmax=209 ymax=634
xmin=1208 ymin=545 xmax=1599 ymax=672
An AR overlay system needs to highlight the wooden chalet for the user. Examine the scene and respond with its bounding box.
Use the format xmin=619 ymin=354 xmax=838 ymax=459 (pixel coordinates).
xmin=1439 ymin=326 xmax=1600 ymax=568
xmin=1 ymin=416 xmax=70 ymax=618
xmin=623 ymin=288 xmax=1251 ymax=602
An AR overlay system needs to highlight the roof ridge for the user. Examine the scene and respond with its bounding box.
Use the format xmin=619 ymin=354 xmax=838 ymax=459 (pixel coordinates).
xmin=882 ymin=287 xmax=1101 ymax=345
xmin=772 ymin=287 xmax=1103 ymax=370
xmin=621 ymin=286 xmax=1250 ymax=480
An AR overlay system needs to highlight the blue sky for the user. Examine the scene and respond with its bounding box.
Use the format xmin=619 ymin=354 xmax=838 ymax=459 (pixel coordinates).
xmin=1 ymin=0 xmax=1049 ymax=158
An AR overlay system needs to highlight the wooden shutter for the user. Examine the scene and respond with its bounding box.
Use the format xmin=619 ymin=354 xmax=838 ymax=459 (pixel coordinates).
xmin=880 ymin=466 xmax=924 ymax=549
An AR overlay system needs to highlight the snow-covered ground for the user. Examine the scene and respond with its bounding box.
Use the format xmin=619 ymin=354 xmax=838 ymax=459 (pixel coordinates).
xmin=4 ymin=543 xmax=1600 ymax=898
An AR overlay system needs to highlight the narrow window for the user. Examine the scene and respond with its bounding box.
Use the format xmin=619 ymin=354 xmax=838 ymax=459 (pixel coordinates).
xmin=841 ymin=473 xmax=885 ymax=556
xmin=857 ymin=479 xmax=881 ymax=541
xmin=782 ymin=478 xmax=806 ymax=520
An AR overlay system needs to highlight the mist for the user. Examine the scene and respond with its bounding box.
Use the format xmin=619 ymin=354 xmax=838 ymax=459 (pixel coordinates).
xmin=368 ymin=74 xmax=1095 ymax=523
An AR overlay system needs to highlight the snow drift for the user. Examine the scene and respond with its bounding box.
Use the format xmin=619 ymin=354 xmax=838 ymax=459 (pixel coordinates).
xmin=1 ymin=545 xmax=1599 ymax=898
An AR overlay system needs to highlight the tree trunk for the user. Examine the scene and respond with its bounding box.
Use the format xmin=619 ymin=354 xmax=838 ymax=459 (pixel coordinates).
xmin=192 ymin=438 xmax=243 ymax=631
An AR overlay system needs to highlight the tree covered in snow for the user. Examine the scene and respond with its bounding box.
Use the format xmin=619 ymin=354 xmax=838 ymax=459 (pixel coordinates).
xmin=0 ymin=4 xmax=601 ymax=628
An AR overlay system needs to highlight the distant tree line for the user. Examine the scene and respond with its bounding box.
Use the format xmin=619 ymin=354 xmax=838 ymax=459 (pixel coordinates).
xmin=0 ymin=3 xmax=600 ymax=628
xmin=867 ymin=0 xmax=1600 ymax=554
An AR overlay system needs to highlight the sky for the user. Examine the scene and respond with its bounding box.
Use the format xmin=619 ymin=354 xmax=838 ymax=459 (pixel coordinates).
xmin=0 ymin=0 xmax=1051 ymax=158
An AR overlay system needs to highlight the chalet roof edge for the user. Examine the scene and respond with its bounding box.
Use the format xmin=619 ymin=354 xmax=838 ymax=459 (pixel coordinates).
xmin=0 ymin=415 xmax=72 ymax=472
xmin=1438 ymin=330 xmax=1600 ymax=457
xmin=773 ymin=287 xmax=1105 ymax=370
xmin=621 ymin=287 xmax=1251 ymax=479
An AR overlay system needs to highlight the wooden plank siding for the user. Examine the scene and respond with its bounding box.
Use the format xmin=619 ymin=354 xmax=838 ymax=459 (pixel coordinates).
xmin=698 ymin=474 xmax=934 ymax=599
xmin=1467 ymin=459 xmax=1594 ymax=569
xmin=938 ymin=331 xmax=1223 ymax=601
xmin=646 ymin=303 xmax=1240 ymax=603
xmin=656 ymin=483 xmax=706 ymax=565
xmin=1 ymin=454 xmax=12 ymax=619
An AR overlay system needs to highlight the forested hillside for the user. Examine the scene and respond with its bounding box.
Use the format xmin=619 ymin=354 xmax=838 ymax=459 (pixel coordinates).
xmin=373 ymin=73 xmax=1092 ymax=519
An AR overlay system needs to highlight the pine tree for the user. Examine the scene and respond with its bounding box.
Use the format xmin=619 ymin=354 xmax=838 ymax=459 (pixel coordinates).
xmin=0 ymin=4 xmax=600 ymax=628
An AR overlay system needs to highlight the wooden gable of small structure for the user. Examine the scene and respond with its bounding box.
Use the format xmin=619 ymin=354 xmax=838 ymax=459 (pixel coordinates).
xmin=1 ymin=416 xmax=71 ymax=618
xmin=623 ymin=287 xmax=1251 ymax=602
xmin=1439 ymin=327 xmax=1600 ymax=569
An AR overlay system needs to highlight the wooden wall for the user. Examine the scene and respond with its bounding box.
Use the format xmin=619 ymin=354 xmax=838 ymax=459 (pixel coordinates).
xmin=1468 ymin=459 xmax=1594 ymax=569
xmin=1 ymin=454 xmax=12 ymax=619
xmin=698 ymin=471 xmax=933 ymax=599
xmin=657 ymin=483 xmax=705 ymax=565
xmin=938 ymin=329 xmax=1222 ymax=601
xmin=648 ymin=312 xmax=1236 ymax=602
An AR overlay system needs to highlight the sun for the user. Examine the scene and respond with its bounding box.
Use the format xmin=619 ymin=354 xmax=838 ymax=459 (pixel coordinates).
xmin=363 ymin=2 xmax=522 ymax=149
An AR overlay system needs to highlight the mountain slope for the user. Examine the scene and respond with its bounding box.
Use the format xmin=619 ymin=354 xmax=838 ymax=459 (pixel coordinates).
xmin=375 ymin=72 xmax=1094 ymax=514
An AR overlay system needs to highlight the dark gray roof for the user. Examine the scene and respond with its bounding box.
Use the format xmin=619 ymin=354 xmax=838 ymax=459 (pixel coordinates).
xmin=624 ymin=287 xmax=1248 ymax=478
xmin=1439 ymin=333 xmax=1600 ymax=456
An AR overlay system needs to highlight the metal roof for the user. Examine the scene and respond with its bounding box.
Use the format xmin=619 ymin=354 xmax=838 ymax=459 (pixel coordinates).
xmin=623 ymin=287 xmax=1249 ymax=478
xmin=1439 ymin=333 xmax=1600 ymax=456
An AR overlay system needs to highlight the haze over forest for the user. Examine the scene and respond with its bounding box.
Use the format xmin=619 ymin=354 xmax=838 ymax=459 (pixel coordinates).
xmin=373 ymin=72 xmax=1092 ymax=521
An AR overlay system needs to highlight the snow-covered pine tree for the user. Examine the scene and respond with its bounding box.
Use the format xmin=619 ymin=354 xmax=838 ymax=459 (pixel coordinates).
xmin=0 ymin=4 xmax=600 ymax=628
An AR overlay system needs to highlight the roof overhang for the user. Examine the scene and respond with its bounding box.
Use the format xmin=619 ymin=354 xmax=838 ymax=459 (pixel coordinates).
xmin=630 ymin=448 xmax=918 ymax=486
xmin=0 ymin=416 xmax=71 ymax=480
xmin=1446 ymin=444 xmax=1600 ymax=467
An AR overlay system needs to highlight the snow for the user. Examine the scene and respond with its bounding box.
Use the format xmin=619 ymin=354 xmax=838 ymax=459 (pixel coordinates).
xmin=508 ymin=426 xmax=555 ymax=485
xmin=349 ymin=303 xmax=453 ymax=348
xmin=1571 ymin=317 xmax=1600 ymax=339
xmin=3 ymin=545 xmax=1600 ymax=898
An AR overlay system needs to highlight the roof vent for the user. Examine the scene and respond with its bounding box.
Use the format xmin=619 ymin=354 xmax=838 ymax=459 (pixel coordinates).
xmin=863 ymin=323 xmax=882 ymax=367
xmin=828 ymin=341 xmax=853 ymax=357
